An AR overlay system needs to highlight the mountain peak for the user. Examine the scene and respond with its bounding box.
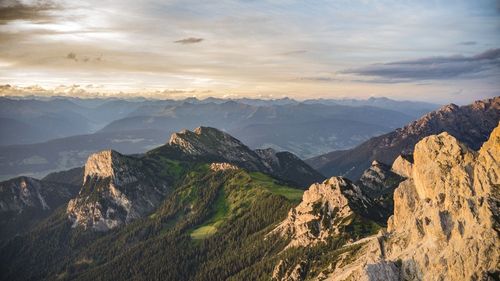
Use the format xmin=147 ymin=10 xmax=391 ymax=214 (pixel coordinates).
xmin=270 ymin=176 xmax=378 ymax=249
xmin=155 ymin=127 xmax=324 ymax=187
xmin=83 ymin=150 xmax=127 ymax=185
xmin=168 ymin=127 xmax=243 ymax=155
xmin=324 ymin=122 xmax=500 ymax=281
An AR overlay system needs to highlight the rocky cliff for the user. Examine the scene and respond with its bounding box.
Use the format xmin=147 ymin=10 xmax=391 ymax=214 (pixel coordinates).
xmin=270 ymin=177 xmax=384 ymax=250
xmin=308 ymin=96 xmax=500 ymax=180
xmin=323 ymin=122 xmax=500 ymax=281
xmin=67 ymin=150 xmax=172 ymax=231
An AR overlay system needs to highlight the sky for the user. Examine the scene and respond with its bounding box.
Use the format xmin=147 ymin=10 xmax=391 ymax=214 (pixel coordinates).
xmin=0 ymin=0 xmax=499 ymax=103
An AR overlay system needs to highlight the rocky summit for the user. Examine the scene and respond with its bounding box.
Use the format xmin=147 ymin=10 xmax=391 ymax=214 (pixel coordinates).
xmin=153 ymin=126 xmax=324 ymax=187
xmin=67 ymin=150 xmax=173 ymax=231
xmin=322 ymin=122 xmax=500 ymax=281
xmin=271 ymin=176 xmax=385 ymax=250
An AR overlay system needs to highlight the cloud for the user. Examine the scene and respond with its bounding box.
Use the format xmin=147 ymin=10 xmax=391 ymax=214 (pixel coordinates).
xmin=343 ymin=48 xmax=500 ymax=82
xmin=459 ymin=41 xmax=477 ymax=46
xmin=66 ymin=52 xmax=77 ymax=61
xmin=65 ymin=52 xmax=102 ymax=63
xmin=0 ymin=0 xmax=57 ymax=25
xmin=174 ymin=37 xmax=204 ymax=44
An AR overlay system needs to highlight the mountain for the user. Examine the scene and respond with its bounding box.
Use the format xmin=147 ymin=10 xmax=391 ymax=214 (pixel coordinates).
xmin=149 ymin=127 xmax=325 ymax=187
xmin=228 ymin=117 xmax=390 ymax=159
xmin=0 ymin=127 xmax=321 ymax=280
xmin=0 ymin=99 xmax=418 ymax=179
xmin=0 ymin=97 xmax=174 ymax=146
xmin=270 ymin=177 xmax=384 ymax=251
xmin=67 ymin=150 xmax=175 ymax=231
xmin=307 ymin=96 xmax=500 ymax=180
xmin=0 ymin=176 xmax=79 ymax=241
xmin=303 ymin=97 xmax=439 ymax=118
xmin=101 ymin=102 xmax=413 ymax=134
xmin=100 ymin=102 xmax=415 ymax=159
xmin=318 ymin=122 xmax=500 ymax=281
xmin=1 ymin=121 xmax=497 ymax=281
xmin=65 ymin=127 xmax=323 ymax=231
xmin=356 ymin=160 xmax=405 ymax=215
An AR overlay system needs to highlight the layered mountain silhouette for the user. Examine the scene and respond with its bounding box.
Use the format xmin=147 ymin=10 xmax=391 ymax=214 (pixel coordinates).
xmin=0 ymin=98 xmax=421 ymax=180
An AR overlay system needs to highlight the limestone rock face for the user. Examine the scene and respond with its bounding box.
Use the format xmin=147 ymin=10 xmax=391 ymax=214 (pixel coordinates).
xmin=270 ymin=177 xmax=375 ymax=249
xmin=390 ymin=155 xmax=413 ymax=178
xmin=67 ymin=150 xmax=171 ymax=231
xmin=325 ymin=122 xmax=500 ymax=281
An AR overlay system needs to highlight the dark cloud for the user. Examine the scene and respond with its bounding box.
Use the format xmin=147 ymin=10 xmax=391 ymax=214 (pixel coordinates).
xmin=343 ymin=48 xmax=500 ymax=82
xmin=0 ymin=0 xmax=57 ymax=25
xmin=66 ymin=52 xmax=77 ymax=61
xmin=65 ymin=52 xmax=102 ymax=63
xmin=459 ymin=41 xmax=477 ymax=46
xmin=173 ymin=37 xmax=204 ymax=44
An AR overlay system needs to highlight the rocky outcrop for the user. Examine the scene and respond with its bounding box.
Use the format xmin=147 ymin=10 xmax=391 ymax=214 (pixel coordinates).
xmin=152 ymin=127 xmax=324 ymax=187
xmin=209 ymin=162 xmax=239 ymax=172
xmin=308 ymin=96 xmax=500 ymax=180
xmin=324 ymin=122 xmax=500 ymax=281
xmin=270 ymin=177 xmax=381 ymax=249
xmin=67 ymin=150 xmax=172 ymax=231
xmin=0 ymin=176 xmax=79 ymax=240
xmin=356 ymin=160 xmax=405 ymax=220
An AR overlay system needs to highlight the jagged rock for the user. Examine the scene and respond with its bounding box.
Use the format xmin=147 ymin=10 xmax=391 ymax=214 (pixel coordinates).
xmin=67 ymin=150 xmax=172 ymax=231
xmin=356 ymin=160 xmax=405 ymax=221
xmin=270 ymin=177 xmax=380 ymax=249
xmin=324 ymin=122 xmax=500 ymax=281
xmin=272 ymin=259 xmax=309 ymax=281
xmin=390 ymin=155 xmax=413 ymax=178
xmin=209 ymin=162 xmax=239 ymax=172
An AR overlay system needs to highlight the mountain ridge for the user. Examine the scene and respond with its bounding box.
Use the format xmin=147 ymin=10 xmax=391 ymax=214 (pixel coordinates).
xmin=307 ymin=96 xmax=500 ymax=180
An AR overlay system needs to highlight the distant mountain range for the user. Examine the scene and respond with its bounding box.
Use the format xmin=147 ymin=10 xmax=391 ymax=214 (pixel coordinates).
xmin=307 ymin=96 xmax=500 ymax=180
xmin=0 ymin=96 xmax=431 ymax=180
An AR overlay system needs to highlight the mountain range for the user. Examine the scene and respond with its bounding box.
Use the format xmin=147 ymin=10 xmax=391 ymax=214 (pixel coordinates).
xmin=0 ymin=96 xmax=498 ymax=281
xmin=0 ymin=97 xmax=431 ymax=180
